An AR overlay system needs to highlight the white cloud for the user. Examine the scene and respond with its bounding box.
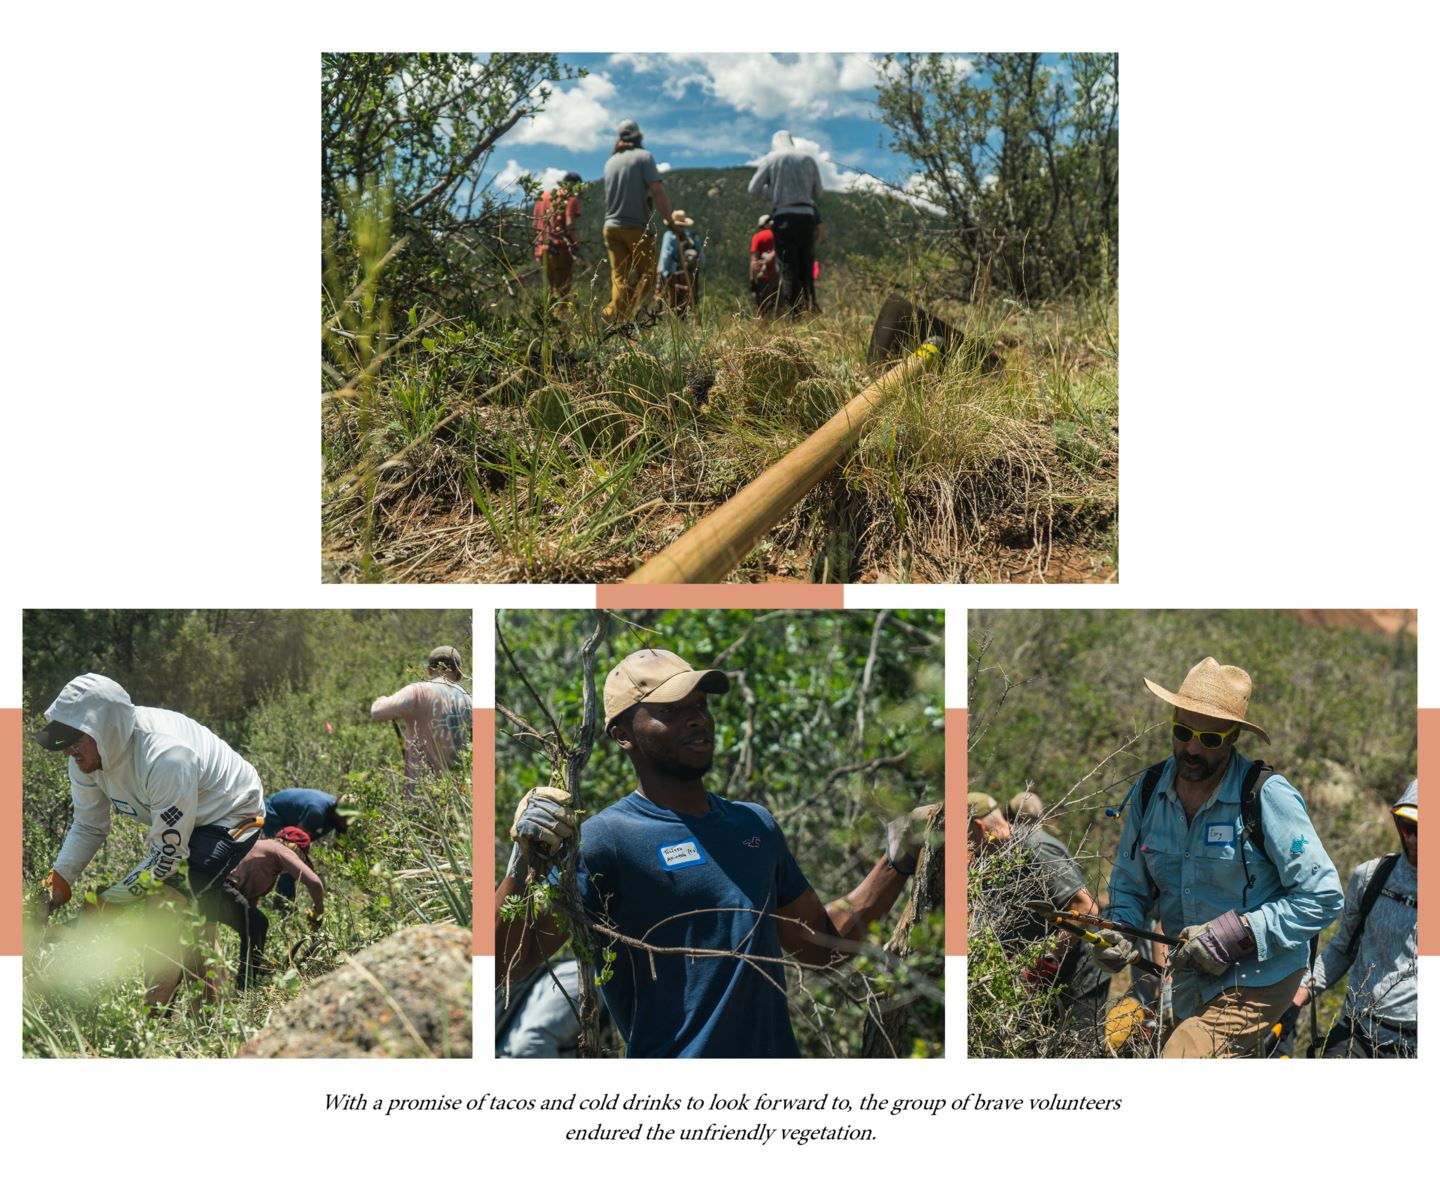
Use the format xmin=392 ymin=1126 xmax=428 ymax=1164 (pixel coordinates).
xmin=746 ymin=136 xmax=945 ymax=214
xmin=492 ymin=159 xmax=527 ymax=192
xmin=612 ymin=54 xmax=882 ymax=121
xmin=490 ymin=160 xmax=570 ymax=196
xmin=508 ymin=73 xmax=619 ymax=152
xmin=657 ymin=162 xmax=671 ymax=173
xmin=746 ymin=135 xmax=868 ymax=193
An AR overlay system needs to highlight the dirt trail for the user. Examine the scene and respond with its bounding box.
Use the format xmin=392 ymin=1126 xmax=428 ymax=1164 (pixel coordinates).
xmin=1286 ymin=609 xmax=1416 ymax=636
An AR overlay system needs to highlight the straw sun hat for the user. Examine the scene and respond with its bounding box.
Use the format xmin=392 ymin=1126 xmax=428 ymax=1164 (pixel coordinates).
xmin=1143 ymin=656 xmax=1270 ymax=745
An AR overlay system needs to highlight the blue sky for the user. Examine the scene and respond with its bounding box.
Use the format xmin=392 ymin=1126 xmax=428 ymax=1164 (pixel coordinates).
xmin=488 ymin=53 xmax=953 ymax=198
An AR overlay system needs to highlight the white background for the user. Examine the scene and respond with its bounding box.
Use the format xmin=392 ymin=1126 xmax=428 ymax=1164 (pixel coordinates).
xmin=1 ymin=2 xmax=1435 ymax=1187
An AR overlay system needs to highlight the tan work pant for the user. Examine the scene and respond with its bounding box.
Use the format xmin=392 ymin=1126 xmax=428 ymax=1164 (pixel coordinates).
xmin=1162 ymin=969 xmax=1303 ymax=1058
xmin=602 ymin=225 xmax=658 ymax=320
xmin=541 ymin=247 xmax=575 ymax=297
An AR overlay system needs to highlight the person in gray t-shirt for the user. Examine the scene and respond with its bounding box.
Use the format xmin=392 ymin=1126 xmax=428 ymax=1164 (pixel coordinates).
xmin=600 ymin=118 xmax=676 ymax=321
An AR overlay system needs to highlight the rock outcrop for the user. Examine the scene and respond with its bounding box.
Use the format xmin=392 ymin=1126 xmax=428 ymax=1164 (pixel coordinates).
xmin=240 ymin=923 xmax=472 ymax=1058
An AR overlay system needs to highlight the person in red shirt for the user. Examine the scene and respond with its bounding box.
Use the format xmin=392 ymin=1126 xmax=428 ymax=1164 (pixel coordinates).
xmin=534 ymin=171 xmax=584 ymax=299
xmin=749 ymin=214 xmax=778 ymax=318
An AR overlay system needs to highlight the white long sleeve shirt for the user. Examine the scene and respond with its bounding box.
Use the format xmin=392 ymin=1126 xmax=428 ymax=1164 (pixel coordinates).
xmin=47 ymin=674 xmax=265 ymax=902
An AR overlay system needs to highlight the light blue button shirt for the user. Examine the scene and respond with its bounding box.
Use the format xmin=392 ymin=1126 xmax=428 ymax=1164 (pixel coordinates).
xmin=1108 ymin=750 xmax=1343 ymax=1014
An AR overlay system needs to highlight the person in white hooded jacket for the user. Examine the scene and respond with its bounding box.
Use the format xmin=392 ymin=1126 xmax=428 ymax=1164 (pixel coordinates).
xmin=33 ymin=673 xmax=270 ymax=990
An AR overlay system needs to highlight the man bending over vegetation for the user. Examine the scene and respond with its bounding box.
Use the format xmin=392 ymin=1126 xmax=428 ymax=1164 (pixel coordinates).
xmin=967 ymin=791 xmax=1111 ymax=1039
xmin=496 ymin=647 xmax=937 ymax=1058
xmin=33 ymin=673 xmax=268 ymax=998
xmin=218 ymin=825 xmax=325 ymax=976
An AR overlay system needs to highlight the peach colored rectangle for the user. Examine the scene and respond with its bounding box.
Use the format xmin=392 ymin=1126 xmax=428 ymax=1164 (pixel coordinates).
xmin=2 ymin=710 xmax=18 ymax=956
xmin=474 ymin=708 xmax=495 ymax=957
xmin=946 ymin=708 xmax=966 ymax=956
xmin=597 ymin=583 xmax=843 ymax=610
xmin=1421 ymin=710 xmax=1435 ymax=956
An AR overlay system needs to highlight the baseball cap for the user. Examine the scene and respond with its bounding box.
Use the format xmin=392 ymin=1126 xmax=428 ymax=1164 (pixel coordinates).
xmin=33 ymin=720 xmax=85 ymax=751
xmin=616 ymin=118 xmax=643 ymax=143
xmin=967 ymin=792 xmax=999 ymax=820
xmin=604 ymin=649 xmax=729 ymax=729
xmin=428 ymin=645 xmax=463 ymax=676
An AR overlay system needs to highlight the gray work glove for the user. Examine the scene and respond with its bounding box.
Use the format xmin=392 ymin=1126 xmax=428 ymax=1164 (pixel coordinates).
xmin=510 ymin=786 xmax=576 ymax=864
xmin=1090 ymin=927 xmax=1140 ymax=973
xmin=886 ymin=803 xmax=939 ymax=876
xmin=1173 ymin=910 xmax=1255 ymax=976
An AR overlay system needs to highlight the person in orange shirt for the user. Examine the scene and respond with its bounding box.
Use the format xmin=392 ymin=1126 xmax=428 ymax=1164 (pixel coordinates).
xmin=534 ymin=172 xmax=584 ymax=298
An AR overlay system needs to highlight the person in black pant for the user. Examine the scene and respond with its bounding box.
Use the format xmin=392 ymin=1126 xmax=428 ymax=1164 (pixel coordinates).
xmin=748 ymin=130 xmax=824 ymax=317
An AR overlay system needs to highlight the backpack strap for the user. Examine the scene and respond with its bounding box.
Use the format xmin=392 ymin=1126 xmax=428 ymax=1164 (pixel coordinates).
xmin=1236 ymin=759 xmax=1273 ymax=908
xmin=1342 ymin=852 xmax=1402 ymax=963
xmin=1127 ymin=762 xmax=1168 ymax=860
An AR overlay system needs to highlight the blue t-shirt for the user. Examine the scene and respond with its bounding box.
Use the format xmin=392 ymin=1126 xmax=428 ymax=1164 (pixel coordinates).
xmin=264 ymin=788 xmax=338 ymax=900
xmin=263 ymin=788 xmax=337 ymax=837
xmin=573 ymin=791 xmax=811 ymax=1058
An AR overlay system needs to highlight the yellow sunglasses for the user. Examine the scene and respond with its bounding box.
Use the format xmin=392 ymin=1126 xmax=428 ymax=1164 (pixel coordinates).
xmin=1171 ymin=718 xmax=1240 ymax=749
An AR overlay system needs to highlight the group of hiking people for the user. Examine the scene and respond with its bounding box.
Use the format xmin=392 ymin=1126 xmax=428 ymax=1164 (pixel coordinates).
xmin=30 ymin=646 xmax=471 ymax=1008
xmin=969 ymin=656 xmax=1418 ymax=1059
xmin=532 ymin=122 xmax=826 ymax=323
xmin=495 ymin=646 xmax=937 ymax=1059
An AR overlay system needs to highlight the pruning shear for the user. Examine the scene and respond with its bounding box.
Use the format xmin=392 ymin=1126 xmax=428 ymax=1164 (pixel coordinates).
xmin=1023 ymin=901 xmax=1165 ymax=977
xmin=1024 ymin=901 xmax=1182 ymax=947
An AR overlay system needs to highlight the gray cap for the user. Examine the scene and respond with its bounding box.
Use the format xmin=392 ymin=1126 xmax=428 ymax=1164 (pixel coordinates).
xmin=616 ymin=118 xmax=643 ymax=143
xmin=1007 ymin=791 xmax=1045 ymax=823
xmin=428 ymin=645 xmax=463 ymax=676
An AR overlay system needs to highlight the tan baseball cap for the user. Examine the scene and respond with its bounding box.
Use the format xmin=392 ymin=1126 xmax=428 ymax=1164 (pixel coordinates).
xmin=967 ymin=792 xmax=999 ymax=820
xmin=428 ymin=645 xmax=463 ymax=676
xmin=604 ymin=649 xmax=730 ymax=729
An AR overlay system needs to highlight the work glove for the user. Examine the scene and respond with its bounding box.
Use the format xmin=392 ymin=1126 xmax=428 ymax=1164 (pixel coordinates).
xmin=38 ymin=869 xmax=71 ymax=917
xmin=511 ymin=786 xmax=576 ymax=861
xmin=1173 ymin=910 xmax=1255 ymax=976
xmin=886 ymin=803 xmax=940 ymax=876
xmin=1090 ymin=927 xmax=1140 ymax=973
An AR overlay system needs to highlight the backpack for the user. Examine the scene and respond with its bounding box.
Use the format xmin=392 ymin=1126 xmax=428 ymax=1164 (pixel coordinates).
xmin=536 ymin=189 xmax=575 ymax=251
xmin=1128 ymin=758 xmax=1274 ymax=908
xmin=1341 ymin=851 xmax=1406 ymax=962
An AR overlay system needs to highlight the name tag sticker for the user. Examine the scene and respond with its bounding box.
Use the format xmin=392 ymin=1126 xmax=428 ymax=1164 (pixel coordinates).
xmin=657 ymin=838 xmax=707 ymax=870
xmin=1205 ymin=823 xmax=1235 ymax=846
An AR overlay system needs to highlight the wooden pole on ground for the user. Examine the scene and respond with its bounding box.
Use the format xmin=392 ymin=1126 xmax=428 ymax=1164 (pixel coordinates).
xmin=625 ymin=341 xmax=941 ymax=584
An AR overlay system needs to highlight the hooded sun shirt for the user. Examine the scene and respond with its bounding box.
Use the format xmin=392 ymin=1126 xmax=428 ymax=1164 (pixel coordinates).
xmin=46 ymin=674 xmax=265 ymax=902
xmin=746 ymin=130 xmax=824 ymax=217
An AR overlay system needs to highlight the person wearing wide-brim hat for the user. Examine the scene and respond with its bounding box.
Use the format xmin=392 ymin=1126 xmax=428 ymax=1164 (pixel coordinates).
xmin=495 ymin=646 xmax=939 ymax=1059
xmin=657 ymin=210 xmax=703 ymax=320
xmin=1093 ymin=657 xmax=1343 ymax=1058
xmin=1279 ymin=778 xmax=1418 ymax=1058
